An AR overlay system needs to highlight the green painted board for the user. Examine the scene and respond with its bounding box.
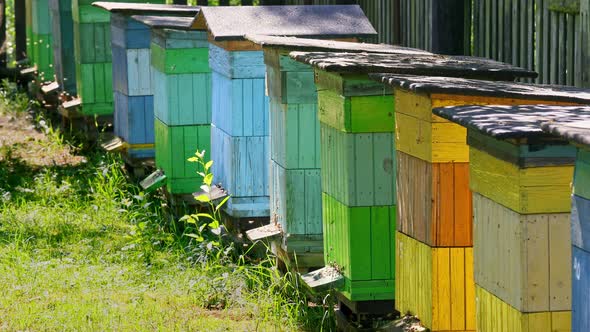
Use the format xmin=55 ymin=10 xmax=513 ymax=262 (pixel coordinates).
xmin=75 ymin=62 xmax=113 ymax=115
xmin=316 ymin=71 xmax=392 ymax=97
xmin=154 ymin=119 xmax=210 ymax=195
xmin=74 ymin=21 xmax=111 ymax=64
xmin=320 ymin=123 xmax=395 ymax=207
xmin=322 ymin=192 xmax=395 ymax=302
xmin=31 ymin=0 xmax=52 ymax=34
xmin=575 ymin=148 xmax=590 ymax=200
xmin=151 ymin=43 xmax=210 ymax=74
xmin=30 ymin=32 xmax=54 ymax=79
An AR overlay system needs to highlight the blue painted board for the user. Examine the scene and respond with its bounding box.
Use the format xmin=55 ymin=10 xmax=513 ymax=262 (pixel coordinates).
xmin=151 ymin=28 xmax=208 ymax=49
xmin=152 ymin=67 xmax=211 ymax=127
xmin=211 ymin=71 xmax=268 ymax=137
xmin=208 ymin=44 xmax=266 ymax=79
xmin=111 ymin=13 xmax=151 ymax=49
xmin=211 ymin=125 xmax=269 ymax=217
xmin=575 ymin=149 xmax=590 ymax=200
xmin=114 ymin=92 xmax=154 ymax=146
xmin=573 ymin=245 xmax=590 ymax=332
xmin=572 ymin=195 xmax=590 ymax=253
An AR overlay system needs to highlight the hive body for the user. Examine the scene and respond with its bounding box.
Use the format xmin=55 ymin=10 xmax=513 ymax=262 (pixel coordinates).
xmin=49 ymin=0 xmax=76 ymax=94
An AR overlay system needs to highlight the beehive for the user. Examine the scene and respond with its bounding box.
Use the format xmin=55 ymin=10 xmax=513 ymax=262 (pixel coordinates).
xmin=289 ymin=53 xmax=535 ymax=306
xmin=433 ymin=104 xmax=590 ymax=332
xmin=94 ymin=3 xmax=199 ymax=161
xmin=372 ymin=75 xmax=590 ymax=331
xmin=71 ymin=0 xmax=165 ymax=117
xmin=49 ymin=0 xmax=76 ymax=94
xmin=543 ymin=115 xmax=590 ymax=332
xmin=244 ymin=36 xmax=415 ymax=266
xmin=191 ymin=5 xmax=377 ymax=219
xmin=28 ymin=0 xmax=54 ymax=80
xmin=131 ymin=15 xmax=210 ymax=195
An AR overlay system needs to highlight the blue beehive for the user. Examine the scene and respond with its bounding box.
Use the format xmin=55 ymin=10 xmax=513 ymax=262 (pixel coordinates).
xmin=93 ymin=2 xmax=199 ymax=161
xmin=191 ymin=5 xmax=377 ymax=219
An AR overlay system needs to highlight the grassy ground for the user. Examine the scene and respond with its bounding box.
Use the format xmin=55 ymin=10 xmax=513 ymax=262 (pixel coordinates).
xmin=0 ymin=83 xmax=334 ymax=331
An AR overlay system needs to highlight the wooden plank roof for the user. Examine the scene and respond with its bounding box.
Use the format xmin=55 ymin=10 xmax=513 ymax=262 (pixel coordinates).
xmin=542 ymin=119 xmax=590 ymax=147
xmin=191 ymin=5 xmax=377 ymax=41
xmin=245 ymin=34 xmax=429 ymax=55
xmin=290 ymin=52 xmax=537 ymax=81
xmin=373 ymin=74 xmax=590 ymax=103
xmin=92 ymin=2 xmax=199 ymax=15
xmin=433 ymin=104 xmax=590 ymax=140
xmin=131 ymin=15 xmax=195 ymax=30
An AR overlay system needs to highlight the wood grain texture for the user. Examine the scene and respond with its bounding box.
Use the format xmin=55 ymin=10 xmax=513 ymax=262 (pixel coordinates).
xmin=75 ymin=61 xmax=113 ymax=116
xmin=573 ymin=245 xmax=590 ymax=332
xmin=323 ymin=193 xmax=395 ymax=302
xmin=110 ymin=13 xmax=151 ymax=50
xmin=270 ymin=102 xmax=319 ymax=170
xmin=396 ymin=232 xmax=476 ymax=332
xmin=151 ymin=43 xmax=209 ymax=75
xmin=210 ymin=126 xmax=269 ymax=216
xmin=574 ymin=148 xmax=590 ymax=200
xmin=50 ymin=0 xmax=77 ymax=94
xmin=29 ymin=32 xmax=54 ymax=80
xmin=473 ymin=193 xmax=571 ymax=312
xmin=476 ymin=286 xmax=571 ymax=332
xmin=320 ymin=123 xmax=395 ymax=208
xmin=208 ymin=44 xmax=266 ymax=79
xmin=152 ymin=68 xmax=211 ymax=127
xmin=572 ymin=194 xmax=590 ymax=253
xmin=211 ymin=71 xmax=268 ymax=137
xmin=112 ymin=47 xmax=152 ymax=96
xmin=154 ymin=119 xmax=210 ymax=195
xmin=315 ymin=71 xmax=393 ymax=98
xmin=270 ymin=160 xmax=322 ymax=238
xmin=113 ymin=92 xmax=154 ymax=148
xmin=470 ymin=146 xmax=574 ymax=214
xmin=397 ymin=152 xmax=472 ymax=247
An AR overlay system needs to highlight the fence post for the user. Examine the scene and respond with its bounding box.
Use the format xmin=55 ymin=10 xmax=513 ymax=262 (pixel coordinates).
xmin=582 ymin=0 xmax=590 ymax=87
xmin=430 ymin=0 xmax=470 ymax=55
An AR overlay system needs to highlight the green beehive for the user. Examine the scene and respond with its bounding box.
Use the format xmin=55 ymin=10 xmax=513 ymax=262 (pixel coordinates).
xmin=50 ymin=0 xmax=76 ymax=94
xmin=132 ymin=15 xmax=210 ymax=195
xmin=71 ymin=0 xmax=165 ymax=116
xmin=245 ymin=35 xmax=426 ymax=270
xmin=28 ymin=0 xmax=54 ymax=80
xmin=291 ymin=51 xmax=537 ymax=317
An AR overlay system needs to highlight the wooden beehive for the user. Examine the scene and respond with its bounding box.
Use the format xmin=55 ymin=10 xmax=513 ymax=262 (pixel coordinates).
xmin=244 ymin=36 xmax=416 ymax=267
xmin=542 ymin=116 xmax=590 ymax=332
xmin=191 ymin=5 xmax=378 ymax=219
xmin=49 ymin=0 xmax=76 ymax=94
xmin=71 ymin=0 xmax=165 ymax=117
xmin=94 ymin=3 xmax=199 ymax=161
xmin=372 ymin=75 xmax=590 ymax=331
xmin=29 ymin=0 xmax=54 ymax=80
xmin=131 ymin=15 xmax=210 ymax=195
xmin=434 ymin=104 xmax=590 ymax=332
xmin=288 ymin=53 xmax=535 ymax=307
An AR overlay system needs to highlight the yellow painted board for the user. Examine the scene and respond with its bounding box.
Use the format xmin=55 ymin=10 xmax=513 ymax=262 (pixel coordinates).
xmin=396 ymin=232 xmax=475 ymax=331
xmin=395 ymin=112 xmax=469 ymax=163
xmin=476 ymin=286 xmax=571 ymax=332
xmin=470 ymin=146 xmax=574 ymax=214
xmin=472 ymin=193 xmax=571 ymax=313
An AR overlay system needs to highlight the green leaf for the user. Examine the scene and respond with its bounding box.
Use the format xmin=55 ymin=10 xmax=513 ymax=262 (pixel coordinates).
xmin=193 ymin=213 xmax=214 ymax=220
xmin=187 ymin=157 xmax=199 ymax=162
xmin=195 ymin=194 xmax=211 ymax=203
xmin=215 ymin=195 xmax=231 ymax=212
xmin=186 ymin=233 xmax=204 ymax=242
xmin=205 ymin=160 xmax=213 ymax=171
xmin=208 ymin=220 xmax=220 ymax=229
xmin=204 ymin=173 xmax=213 ymax=186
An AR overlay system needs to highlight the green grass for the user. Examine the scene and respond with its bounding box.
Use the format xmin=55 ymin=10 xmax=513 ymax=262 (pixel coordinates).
xmin=0 ymin=83 xmax=335 ymax=331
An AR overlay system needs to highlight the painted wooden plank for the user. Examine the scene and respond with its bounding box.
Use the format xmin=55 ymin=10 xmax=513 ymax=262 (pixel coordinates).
xmin=110 ymin=14 xmax=151 ymax=49
xmin=211 ymin=71 xmax=268 ymax=137
xmin=75 ymin=61 xmax=113 ymax=115
xmin=396 ymin=232 xmax=475 ymax=332
xmin=154 ymin=119 xmax=210 ymax=195
xmin=314 ymin=71 xmax=390 ymax=98
xmin=320 ymin=123 xmax=395 ymax=207
xmin=472 ymin=193 xmax=571 ymax=312
xmin=50 ymin=0 xmax=77 ymax=94
xmin=29 ymin=32 xmax=54 ymax=79
xmin=574 ymin=148 xmax=590 ymax=199
xmin=572 ymin=194 xmax=590 ymax=254
xmin=125 ymin=49 xmax=152 ymax=96
xmin=573 ymin=245 xmax=590 ymax=332
xmin=152 ymin=68 xmax=211 ymax=127
xmin=210 ymin=126 xmax=269 ymax=201
xmin=150 ymin=42 xmax=209 ymax=75
xmin=476 ymin=286 xmax=571 ymax=332
xmin=74 ymin=21 xmax=111 ymax=64
xmin=31 ymin=0 xmax=52 ymax=34
xmin=396 ymin=151 xmax=473 ymax=247
xmin=151 ymin=29 xmax=208 ymax=50
xmin=208 ymin=44 xmax=266 ymax=79
xmin=323 ymin=193 xmax=395 ymax=302
xmin=113 ymin=92 xmax=154 ymax=146
xmin=470 ymin=146 xmax=574 ymax=214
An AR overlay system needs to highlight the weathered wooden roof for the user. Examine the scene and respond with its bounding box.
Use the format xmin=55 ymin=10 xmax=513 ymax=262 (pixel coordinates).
xmin=373 ymin=74 xmax=590 ymax=103
xmin=131 ymin=15 xmax=195 ymax=30
xmin=542 ymin=119 xmax=590 ymax=147
xmin=191 ymin=5 xmax=377 ymax=41
xmin=433 ymin=104 xmax=590 ymax=140
xmin=245 ymin=34 xmax=430 ymax=55
xmin=290 ymin=52 xmax=537 ymax=80
xmin=92 ymin=2 xmax=199 ymax=15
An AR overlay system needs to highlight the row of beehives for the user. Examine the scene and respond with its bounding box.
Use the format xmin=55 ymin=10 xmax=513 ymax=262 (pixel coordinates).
xmin=26 ymin=1 xmax=590 ymax=331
